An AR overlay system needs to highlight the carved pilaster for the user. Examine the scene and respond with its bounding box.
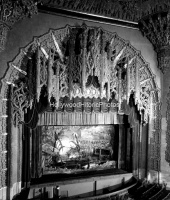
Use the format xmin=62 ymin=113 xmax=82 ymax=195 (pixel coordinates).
xmin=166 ymin=87 xmax=170 ymax=165
xmin=157 ymin=46 xmax=170 ymax=74
xmin=0 ymin=0 xmax=39 ymax=52
xmin=0 ymin=24 xmax=9 ymax=52
xmin=139 ymin=11 xmax=170 ymax=73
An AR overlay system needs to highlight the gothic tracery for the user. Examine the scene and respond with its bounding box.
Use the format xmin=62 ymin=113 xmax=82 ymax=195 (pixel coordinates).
xmin=3 ymin=24 xmax=159 ymax=126
xmin=0 ymin=24 xmax=160 ymax=188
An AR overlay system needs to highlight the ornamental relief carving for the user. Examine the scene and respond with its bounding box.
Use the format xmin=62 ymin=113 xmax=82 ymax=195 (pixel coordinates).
xmin=166 ymin=88 xmax=170 ymax=165
xmin=0 ymin=0 xmax=39 ymax=52
xmin=147 ymin=89 xmax=161 ymax=171
xmin=0 ymin=25 xmax=9 ymax=52
xmin=139 ymin=11 xmax=170 ymax=73
xmin=0 ymin=0 xmax=166 ymax=192
xmin=0 ymin=24 xmax=160 ymax=188
xmin=0 ymin=24 xmax=159 ymax=125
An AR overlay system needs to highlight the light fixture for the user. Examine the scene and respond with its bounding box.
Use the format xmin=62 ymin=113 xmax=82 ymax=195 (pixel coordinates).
xmin=37 ymin=41 xmax=49 ymax=59
xmin=12 ymin=64 xmax=27 ymax=75
xmin=52 ymin=33 xmax=64 ymax=62
xmin=6 ymin=81 xmax=16 ymax=87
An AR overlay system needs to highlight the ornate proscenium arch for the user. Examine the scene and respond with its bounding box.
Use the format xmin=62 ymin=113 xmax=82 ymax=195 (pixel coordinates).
xmin=0 ymin=24 xmax=161 ymax=189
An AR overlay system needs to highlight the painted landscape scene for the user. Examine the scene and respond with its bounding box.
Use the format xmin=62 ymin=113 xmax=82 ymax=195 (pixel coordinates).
xmin=42 ymin=125 xmax=116 ymax=174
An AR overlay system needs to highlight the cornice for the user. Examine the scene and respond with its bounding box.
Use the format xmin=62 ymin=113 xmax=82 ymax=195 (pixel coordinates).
xmin=38 ymin=5 xmax=139 ymax=29
xmin=41 ymin=0 xmax=170 ymax=22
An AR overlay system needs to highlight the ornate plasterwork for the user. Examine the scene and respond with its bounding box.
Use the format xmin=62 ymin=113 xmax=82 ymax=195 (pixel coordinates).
xmin=166 ymin=88 xmax=170 ymax=165
xmin=12 ymin=82 xmax=32 ymax=126
xmin=4 ymin=24 xmax=159 ymax=126
xmin=0 ymin=24 xmax=160 ymax=189
xmin=139 ymin=11 xmax=170 ymax=73
xmin=150 ymin=92 xmax=162 ymax=171
xmin=0 ymin=0 xmax=39 ymax=52
xmin=0 ymin=97 xmax=8 ymax=188
xmin=0 ymin=116 xmax=7 ymax=188
xmin=0 ymin=24 xmax=9 ymax=52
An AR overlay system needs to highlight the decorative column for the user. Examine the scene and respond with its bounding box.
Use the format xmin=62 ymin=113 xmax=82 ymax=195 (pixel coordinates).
xmin=0 ymin=3 xmax=39 ymax=196
xmin=0 ymin=24 xmax=9 ymax=52
xmin=139 ymin=11 xmax=170 ymax=182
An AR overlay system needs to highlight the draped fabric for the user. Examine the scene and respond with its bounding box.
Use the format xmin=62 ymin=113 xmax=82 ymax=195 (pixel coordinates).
xmin=38 ymin=96 xmax=140 ymax=126
xmin=52 ymin=97 xmax=119 ymax=113
xmin=22 ymin=101 xmax=43 ymax=185
xmin=38 ymin=112 xmax=123 ymax=126
xmin=22 ymin=111 xmax=31 ymax=187
xmin=31 ymin=126 xmax=42 ymax=178
xmin=132 ymin=122 xmax=139 ymax=172
xmin=22 ymin=94 xmax=140 ymax=184
xmin=121 ymin=98 xmax=141 ymax=127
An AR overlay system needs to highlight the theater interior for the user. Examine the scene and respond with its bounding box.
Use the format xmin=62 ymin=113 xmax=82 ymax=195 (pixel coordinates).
xmin=1 ymin=0 xmax=170 ymax=199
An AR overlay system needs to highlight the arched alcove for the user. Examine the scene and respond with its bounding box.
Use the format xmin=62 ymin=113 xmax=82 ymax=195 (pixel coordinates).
xmin=0 ymin=24 xmax=161 ymax=198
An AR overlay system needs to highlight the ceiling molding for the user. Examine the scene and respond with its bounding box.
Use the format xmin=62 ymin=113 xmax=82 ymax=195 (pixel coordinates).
xmin=41 ymin=0 xmax=170 ymax=22
xmin=1 ymin=0 xmax=170 ymax=53
xmin=38 ymin=5 xmax=139 ymax=29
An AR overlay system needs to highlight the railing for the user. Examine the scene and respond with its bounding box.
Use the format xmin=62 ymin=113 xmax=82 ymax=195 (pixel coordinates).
xmin=132 ymin=182 xmax=169 ymax=200
xmin=132 ymin=182 xmax=153 ymax=199
xmin=26 ymin=178 xmax=170 ymax=200
xmin=69 ymin=181 xmax=137 ymax=200
xmin=128 ymin=180 xmax=142 ymax=196
xmin=140 ymin=184 xmax=157 ymax=200
xmin=142 ymin=184 xmax=161 ymax=200
xmin=28 ymin=179 xmax=137 ymax=200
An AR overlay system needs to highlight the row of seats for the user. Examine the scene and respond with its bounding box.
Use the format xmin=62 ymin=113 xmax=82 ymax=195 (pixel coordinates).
xmin=128 ymin=179 xmax=170 ymax=200
xmin=162 ymin=193 xmax=170 ymax=200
